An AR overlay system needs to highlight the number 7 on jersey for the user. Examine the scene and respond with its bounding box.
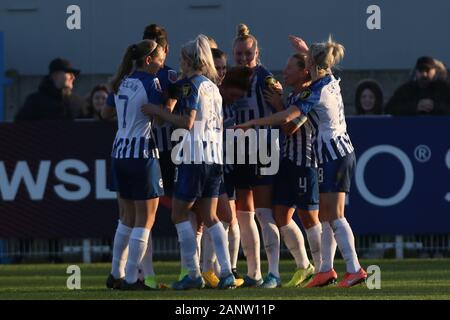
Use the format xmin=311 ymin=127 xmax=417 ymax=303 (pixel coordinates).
xmin=118 ymin=95 xmax=129 ymax=128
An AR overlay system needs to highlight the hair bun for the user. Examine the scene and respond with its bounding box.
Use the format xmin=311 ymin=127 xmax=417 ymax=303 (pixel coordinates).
xmin=326 ymin=36 xmax=345 ymax=66
xmin=237 ymin=23 xmax=250 ymax=37
xmin=147 ymin=24 xmax=164 ymax=37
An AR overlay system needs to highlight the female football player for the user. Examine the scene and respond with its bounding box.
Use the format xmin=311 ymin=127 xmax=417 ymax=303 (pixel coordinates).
xmin=139 ymin=23 xmax=178 ymax=287
xmin=201 ymin=66 xmax=252 ymax=288
xmin=237 ymin=36 xmax=367 ymax=288
xmin=102 ymin=39 xmax=166 ymax=290
xmin=141 ymin=35 xmax=235 ymax=290
xmin=255 ymin=53 xmax=323 ymax=288
xmin=231 ymin=23 xmax=281 ymax=287
xmin=291 ymin=36 xmax=367 ymax=288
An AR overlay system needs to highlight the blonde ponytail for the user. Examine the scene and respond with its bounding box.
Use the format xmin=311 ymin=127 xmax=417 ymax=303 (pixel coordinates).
xmin=309 ymin=36 xmax=345 ymax=72
xmin=326 ymin=35 xmax=345 ymax=67
xmin=181 ymin=34 xmax=218 ymax=82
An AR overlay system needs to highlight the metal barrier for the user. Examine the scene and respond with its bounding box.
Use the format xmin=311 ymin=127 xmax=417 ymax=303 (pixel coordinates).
xmin=1 ymin=234 xmax=449 ymax=264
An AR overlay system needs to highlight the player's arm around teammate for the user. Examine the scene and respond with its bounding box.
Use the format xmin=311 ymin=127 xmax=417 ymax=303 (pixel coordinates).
xmin=103 ymin=40 xmax=166 ymax=290
xmin=234 ymin=54 xmax=322 ymax=288
xmin=231 ymin=23 xmax=280 ymax=287
xmin=201 ymin=64 xmax=254 ymax=288
xmin=265 ymin=54 xmax=323 ymax=287
xmin=142 ymin=35 xmax=236 ymax=290
xmin=290 ymin=36 xmax=367 ymax=288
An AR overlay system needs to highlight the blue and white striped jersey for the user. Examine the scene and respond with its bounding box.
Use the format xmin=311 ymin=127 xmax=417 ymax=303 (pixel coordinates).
xmin=234 ymin=65 xmax=275 ymax=128
xmin=172 ymin=75 xmax=223 ymax=165
xmin=295 ymin=74 xmax=354 ymax=164
xmin=152 ymin=65 xmax=178 ymax=152
xmin=223 ymin=103 xmax=236 ymax=174
xmin=223 ymin=103 xmax=236 ymax=130
xmin=233 ymin=64 xmax=279 ymax=159
xmin=282 ymin=92 xmax=317 ymax=168
xmin=107 ymin=71 xmax=163 ymax=159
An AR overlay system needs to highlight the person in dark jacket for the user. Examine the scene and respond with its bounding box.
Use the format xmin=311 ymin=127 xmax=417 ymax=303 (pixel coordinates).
xmin=385 ymin=56 xmax=450 ymax=116
xmin=15 ymin=58 xmax=84 ymax=120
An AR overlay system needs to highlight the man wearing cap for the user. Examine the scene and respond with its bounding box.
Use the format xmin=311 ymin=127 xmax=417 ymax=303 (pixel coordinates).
xmin=15 ymin=58 xmax=84 ymax=120
xmin=385 ymin=56 xmax=450 ymax=115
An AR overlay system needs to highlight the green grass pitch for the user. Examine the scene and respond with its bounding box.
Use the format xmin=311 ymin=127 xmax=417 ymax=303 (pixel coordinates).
xmin=1 ymin=259 xmax=449 ymax=300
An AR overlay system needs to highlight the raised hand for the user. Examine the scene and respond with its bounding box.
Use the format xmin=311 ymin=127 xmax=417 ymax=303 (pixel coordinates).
xmin=288 ymin=35 xmax=309 ymax=54
xmin=264 ymin=88 xmax=284 ymax=111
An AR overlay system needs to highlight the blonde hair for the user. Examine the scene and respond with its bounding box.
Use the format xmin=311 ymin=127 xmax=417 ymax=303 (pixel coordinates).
xmin=434 ymin=59 xmax=448 ymax=81
xmin=233 ymin=23 xmax=259 ymax=60
xmin=181 ymin=34 xmax=218 ymax=82
xmin=308 ymin=36 xmax=345 ymax=74
xmin=206 ymin=36 xmax=218 ymax=49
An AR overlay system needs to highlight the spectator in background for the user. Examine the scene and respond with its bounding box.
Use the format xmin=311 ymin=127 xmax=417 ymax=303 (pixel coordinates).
xmin=15 ymin=58 xmax=85 ymax=120
xmin=354 ymin=80 xmax=384 ymax=115
xmin=79 ymin=84 xmax=109 ymax=119
xmin=385 ymin=56 xmax=450 ymax=115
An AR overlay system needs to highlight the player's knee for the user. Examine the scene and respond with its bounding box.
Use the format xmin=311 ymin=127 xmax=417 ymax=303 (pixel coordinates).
xmin=299 ymin=211 xmax=320 ymax=229
xmin=274 ymin=215 xmax=289 ymax=228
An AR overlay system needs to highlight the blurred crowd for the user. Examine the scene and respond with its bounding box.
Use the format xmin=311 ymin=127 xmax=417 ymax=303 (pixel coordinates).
xmin=13 ymin=55 xmax=450 ymax=121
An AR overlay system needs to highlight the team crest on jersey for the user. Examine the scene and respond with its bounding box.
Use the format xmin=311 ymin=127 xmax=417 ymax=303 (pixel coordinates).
xmin=300 ymin=89 xmax=312 ymax=100
xmin=168 ymin=70 xmax=178 ymax=84
xmin=181 ymin=83 xmax=193 ymax=98
xmin=154 ymin=78 xmax=162 ymax=93
xmin=264 ymin=76 xmax=277 ymax=87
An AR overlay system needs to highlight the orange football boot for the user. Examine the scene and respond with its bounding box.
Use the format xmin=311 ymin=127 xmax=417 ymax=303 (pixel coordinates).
xmin=305 ymin=269 xmax=338 ymax=288
xmin=337 ymin=268 xmax=367 ymax=288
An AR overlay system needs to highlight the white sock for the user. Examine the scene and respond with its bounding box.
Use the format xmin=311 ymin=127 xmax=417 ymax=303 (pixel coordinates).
xmin=201 ymin=229 xmax=216 ymax=272
xmin=124 ymin=227 xmax=150 ymax=284
xmin=141 ymin=231 xmax=155 ymax=278
xmin=256 ymin=208 xmax=281 ymax=278
xmin=208 ymin=222 xmax=232 ymax=278
xmin=305 ymin=224 xmax=322 ymax=272
xmin=213 ymin=221 xmax=229 ymax=275
xmin=237 ymin=211 xmax=261 ymax=280
xmin=188 ymin=211 xmax=203 ymax=261
xmin=176 ymin=221 xmax=200 ymax=279
xmin=320 ymin=222 xmax=337 ymax=272
xmin=179 ymin=212 xmax=197 ymax=272
xmin=228 ymin=222 xmax=241 ymax=269
xmin=331 ymin=218 xmax=361 ymax=273
xmin=279 ymin=220 xmax=309 ymax=270
xmin=196 ymin=231 xmax=202 ymax=262
xmin=111 ymin=220 xmax=132 ymax=279
xmin=213 ymin=258 xmax=221 ymax=276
